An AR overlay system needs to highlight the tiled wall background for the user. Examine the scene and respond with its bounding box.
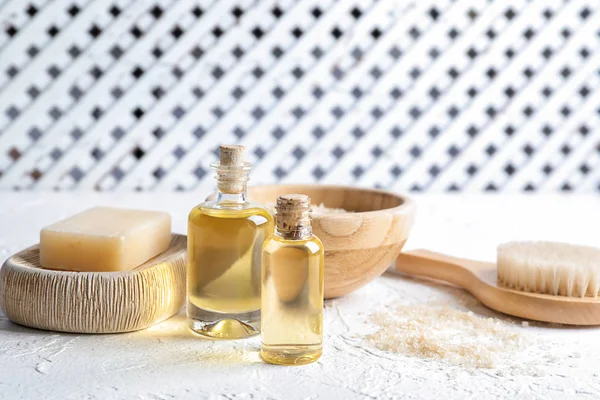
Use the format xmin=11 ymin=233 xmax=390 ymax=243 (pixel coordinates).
xmin=0 ymin=0 xmax=599 ymax=193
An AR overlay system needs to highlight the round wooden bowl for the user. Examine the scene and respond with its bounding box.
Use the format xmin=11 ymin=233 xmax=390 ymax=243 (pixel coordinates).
xmin=248 ymin=184 xmax=415 ymax=298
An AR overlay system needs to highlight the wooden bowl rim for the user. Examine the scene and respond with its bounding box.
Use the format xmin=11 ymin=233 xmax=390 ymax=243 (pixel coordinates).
xmin=247 ymin=183 xmax=414 ymax=216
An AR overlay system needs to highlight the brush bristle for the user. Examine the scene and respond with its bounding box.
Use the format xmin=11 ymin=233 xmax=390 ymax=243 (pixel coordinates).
xmin=497 ymin=241 xmax=600 ymax=298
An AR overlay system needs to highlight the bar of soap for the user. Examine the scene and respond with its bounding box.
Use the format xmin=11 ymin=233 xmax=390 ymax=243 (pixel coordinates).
xmin=40 ymin=207 xmax=171 ymax=272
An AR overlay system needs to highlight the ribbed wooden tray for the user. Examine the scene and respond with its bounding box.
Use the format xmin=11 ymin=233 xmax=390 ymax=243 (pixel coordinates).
xmin=0 ymin=234 xmax=186 ymax=333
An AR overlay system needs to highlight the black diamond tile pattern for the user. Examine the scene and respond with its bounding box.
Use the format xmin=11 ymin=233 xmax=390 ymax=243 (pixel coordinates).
xmin=0 ymin=0 xmax=598 ymax=193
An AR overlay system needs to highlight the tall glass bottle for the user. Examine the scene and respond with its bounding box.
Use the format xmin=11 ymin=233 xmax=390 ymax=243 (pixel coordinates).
xmin=261 ymin=194 xmax=324 ymax=365
xmin=187 ymin=145 xmax=273 ymax=339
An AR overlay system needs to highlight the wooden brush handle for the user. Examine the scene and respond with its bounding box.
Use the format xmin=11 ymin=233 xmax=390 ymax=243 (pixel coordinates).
xmin=396 ymin=250 xmax=600 ymax=326
xmin=395 ymin=250 xmax=492 ymax=290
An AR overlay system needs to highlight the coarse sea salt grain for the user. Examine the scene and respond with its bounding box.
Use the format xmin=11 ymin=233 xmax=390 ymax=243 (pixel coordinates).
xmin=311 ymin=203 xmax=348 ymax=214
xmin=366 ymin=303 xmax=543 ymax=371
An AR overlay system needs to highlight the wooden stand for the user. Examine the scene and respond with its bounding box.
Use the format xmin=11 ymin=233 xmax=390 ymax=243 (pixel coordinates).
xmin=0 ymin=234 xmax=186 ymax=333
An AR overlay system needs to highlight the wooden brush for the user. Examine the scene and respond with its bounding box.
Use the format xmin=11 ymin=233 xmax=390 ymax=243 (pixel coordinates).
xmin=396 ymin=241 xmax=600 ymax=325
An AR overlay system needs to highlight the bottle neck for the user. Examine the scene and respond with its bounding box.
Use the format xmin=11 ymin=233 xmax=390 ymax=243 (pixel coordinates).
xmin=275 ymin=205 xmax=312 ymax=240
xmin=215 ymin=185 xmax=248 ymax=205
xmin=212 ymin=162 xmax=250 ymax=206
xmin=275 ymin=225 xmax=312 ymax=240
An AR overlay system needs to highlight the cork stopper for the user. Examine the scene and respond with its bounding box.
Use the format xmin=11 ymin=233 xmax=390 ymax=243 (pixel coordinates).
xmin=275 ymin=194 xmax=312 ymax=239
xmin=219 ymin=144 xmax=244 ymax=167
xmin=215 ymin=144 xmax=249 ymax=194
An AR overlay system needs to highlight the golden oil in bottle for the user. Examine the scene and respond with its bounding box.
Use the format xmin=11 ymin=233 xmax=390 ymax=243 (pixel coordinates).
xmin=261 ymin=194 xmax=324 ymax=365
xmin=187 ymin=145 xmax=273 ymax=339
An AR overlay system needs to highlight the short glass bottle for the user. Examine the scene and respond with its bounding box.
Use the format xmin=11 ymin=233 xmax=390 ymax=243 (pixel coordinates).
xmin=261 ymin=194 xmax=324 ymax=365
xmin=187 ymin=145 xmax=273 ymax=339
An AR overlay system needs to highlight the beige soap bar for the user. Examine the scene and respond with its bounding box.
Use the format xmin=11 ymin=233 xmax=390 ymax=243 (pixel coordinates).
xmin=40 ymin=207 xmax=171 ymax=272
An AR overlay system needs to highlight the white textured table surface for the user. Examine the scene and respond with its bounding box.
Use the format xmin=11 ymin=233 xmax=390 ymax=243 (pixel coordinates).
xmin=1 ymin=193 xmax=600 ymax=400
